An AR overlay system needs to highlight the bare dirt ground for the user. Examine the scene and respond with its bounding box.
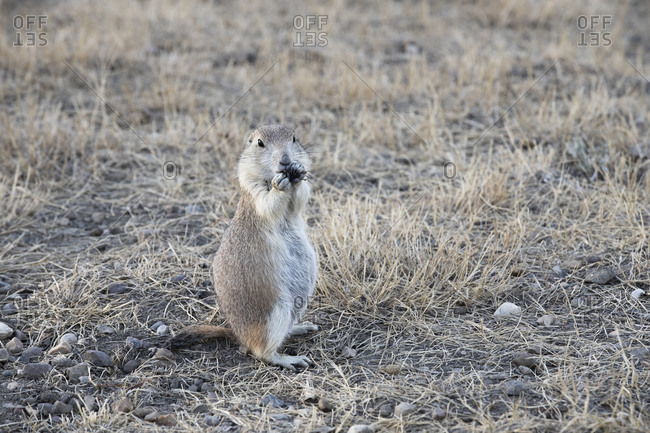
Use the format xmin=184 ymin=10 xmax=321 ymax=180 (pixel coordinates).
xmin=1 ymin=0 xmax=649 ymax=432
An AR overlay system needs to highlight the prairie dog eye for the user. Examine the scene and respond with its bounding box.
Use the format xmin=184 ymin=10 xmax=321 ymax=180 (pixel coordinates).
xmin=258 ymin=139 xmax=264 ymax=148
xmin=293 ymin=136 xmax=296 ymax=143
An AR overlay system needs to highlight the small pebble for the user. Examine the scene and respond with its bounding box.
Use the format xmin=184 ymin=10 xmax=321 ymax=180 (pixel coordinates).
xmin=394 ymin=402 xmax=417 ymax=416
xmin=204 ymin=415 xmax=221 ymax=426
xmin=38 ymin=403 xmax=53 ymax=415
xmin=23 ymin=363 xmax=52 ymax=379
xmin=432 ymin=407 xmax=446 ymax=420
xmin=60 ymin=333 xmax=77 ymax=345
xmin=156 ymin=325 xmax=169 ymax=335
xmin=0 ymin=323 xmax=13 ymax=339
xmin=83 ymin=396 xmax=96 ymax=411
xmin=537 ymin=315 xmax=555 ymax=327
xmin=49 ymin=342 xmax=72 ymax=355
xmin=98 ymin=325 xmax=116 ymax=335
xmin=91 ymin=212 xmax=104 ymax=224
xmin=83 ymin=350 xmax=114 ymax=367
xmin=144 ymin=411 xmax=161 ymax=422
xmin=133 ymin=406 xmax=157 ymax=419
xmin=6 ymin=381 xmax=19 ymax=391
xmin=126 ymin=336 xmax=142 ymax=349
xmin=151 ymin=321 xmax=165 ymax=331
xmin=517 ymin=365 xmax=534 ymax=375
xmin=503 ymin=379 xmax=525 ymax=396
xmin=378 ymin=404 xmax=393 ymax=417
xmin=348 ymin=425 xmax=374 ymax=433
xmin=155 ymin=414 xmax=177 ymax=426
xmin=20 ymin=347 xmax=43 ymax=361
xmin=0 ymin=348 xmax=10 ymax=362
xmin=318 ymin=397 xmax=334 ymax=412
xmin=111 ymin=397 xmax=134 ymax=413
xmin=631 ymin=288 xmax=645 ymax=299
xmin=585 ymin=268 xmax=615 ymax=285
xmin=14 ymin=330 xmax=27 ymax=341
xmin=171 ymin=275 xmax=186 ymax=283
xmin=154 ymin=348 xmax=175 ymax=363
xmin=67 ymin=363 xmax=90 ymax=382
xmin=107 ymin=283 xmax=127 ymax=295
xmin=53 ymin=401 xmax=72 ymax=415
xmin=6 ymin=337 xmax=23 ymax=354
xmin=2 ymin=304 xmax=18 ymax=316
xmin=494 ymin=302 xmax=521 ymax=316
xmin=123 ymin=359 xmax=141 ymax=374
xmin=512 ymin=351 xmax=538 ymax=368
xmin=52 ymin=356 xmax=75 ymax=368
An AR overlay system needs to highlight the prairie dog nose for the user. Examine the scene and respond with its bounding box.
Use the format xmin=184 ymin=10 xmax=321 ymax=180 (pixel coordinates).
xmin=279 ymin=154 xmax=291 ymax=167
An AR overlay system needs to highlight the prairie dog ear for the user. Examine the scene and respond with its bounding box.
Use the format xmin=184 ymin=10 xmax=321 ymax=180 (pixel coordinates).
xmin=246 ymin=132 xmax=254 ymax=144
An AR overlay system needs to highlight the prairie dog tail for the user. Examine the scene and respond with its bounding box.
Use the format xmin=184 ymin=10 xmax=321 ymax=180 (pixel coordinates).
xmin=169 ymin=325 xmax=237 ymax=349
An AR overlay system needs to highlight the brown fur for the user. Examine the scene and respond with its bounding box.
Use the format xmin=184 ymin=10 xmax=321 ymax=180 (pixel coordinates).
xmin=169 ymin=325 xmax=236 ymax=348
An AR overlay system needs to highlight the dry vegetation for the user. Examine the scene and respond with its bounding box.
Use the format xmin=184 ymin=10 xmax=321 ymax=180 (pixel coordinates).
xmin=1 ymin=0 xmax=649 ymax=432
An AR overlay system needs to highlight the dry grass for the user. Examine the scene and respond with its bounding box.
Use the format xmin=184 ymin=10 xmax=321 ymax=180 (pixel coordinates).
xmin=0 ymin=0 xmax=649 ymax=432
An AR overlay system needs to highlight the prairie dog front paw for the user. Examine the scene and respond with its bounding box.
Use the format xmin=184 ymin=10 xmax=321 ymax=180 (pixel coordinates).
xmin=286 ymin=162 xmax=307 ymax=183
xmin=272 ymin=172 xmax=291 ymax=191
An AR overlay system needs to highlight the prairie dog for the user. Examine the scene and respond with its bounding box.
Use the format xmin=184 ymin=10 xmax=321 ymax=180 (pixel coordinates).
xmin=171 ymin=125 xmax=318 ymax=371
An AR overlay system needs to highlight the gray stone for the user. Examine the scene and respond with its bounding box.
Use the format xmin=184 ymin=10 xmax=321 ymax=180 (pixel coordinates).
xmin=52 ymin=401 xmax=72 ymax=415
xmin=0 ymin=322 xmax=13 ymax=339
xmin=6 ymin=337 xmax=22 ymax=354
xmin=378 ymin=404 xmax=393 ymax=417
xmin=111 ymin=397 xmax=133 ymax=413
xmin=23 ymin=363 xmax=52 ymax=379
xmin=503 ymin=379 xmax=525 ymax=396
xmin=203 ymin=415 xmax=221 ymax=426
xmin=394 ymin=402 xmax=417 ymax=416
xmin=517 ymin=365 xmax=534 ymax=375
xmin=494 ymin=302 xmax=521 ymax=316
xmin=144 ymin=411 xmax=161 ymax=422
xmin=49 ymin=342 xmax=72 ymax=355
xmin=318 ymin=397 xmax=334 ymax=412
xmin=123 ymin=359 xmax=140 ymax=374
xmin=133 ymin=406 xmax=157 ymax=419
xmin=0 ymin=348 xmax=10 ymax=362
xmin=83 ymin=350 xmax=113 ymax=367
xmin=432 ymin=407 xmax=446 ymax=420
xmin=151 ymin=321 xmax=165 ymax=331
xmin=60 ymin=333 xmax=77 ymax=345
xmin=125 ymin=336 xmax=142 ymax=349
xmin=348 ymin=425 xmax=374 ymax=433
xmin=98 ymin=325 xmax=116 ymax=335
xmin=38 ymin=403 xmax=53 ymax=415
xmin=2 ymin=304 xmax=18 ymax=316
xmin=21 ymin=347 xmax=43 ymax=361
xmin=155 ymin=325 xmax=169 ymax=335
xmin=67 ymin=363 xmax=90 ymax=382
xmin=585 ymin=268 xmax=615 ymax=285
xmin=107 ymin=283 xmax=127 ymax=294
xmin=512 ymin=351 xmax=538 ymax=368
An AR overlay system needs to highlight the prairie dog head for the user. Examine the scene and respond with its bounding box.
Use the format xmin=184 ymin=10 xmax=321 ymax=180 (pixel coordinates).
xmin=238 ymin=125 xmax=311 ymax=191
